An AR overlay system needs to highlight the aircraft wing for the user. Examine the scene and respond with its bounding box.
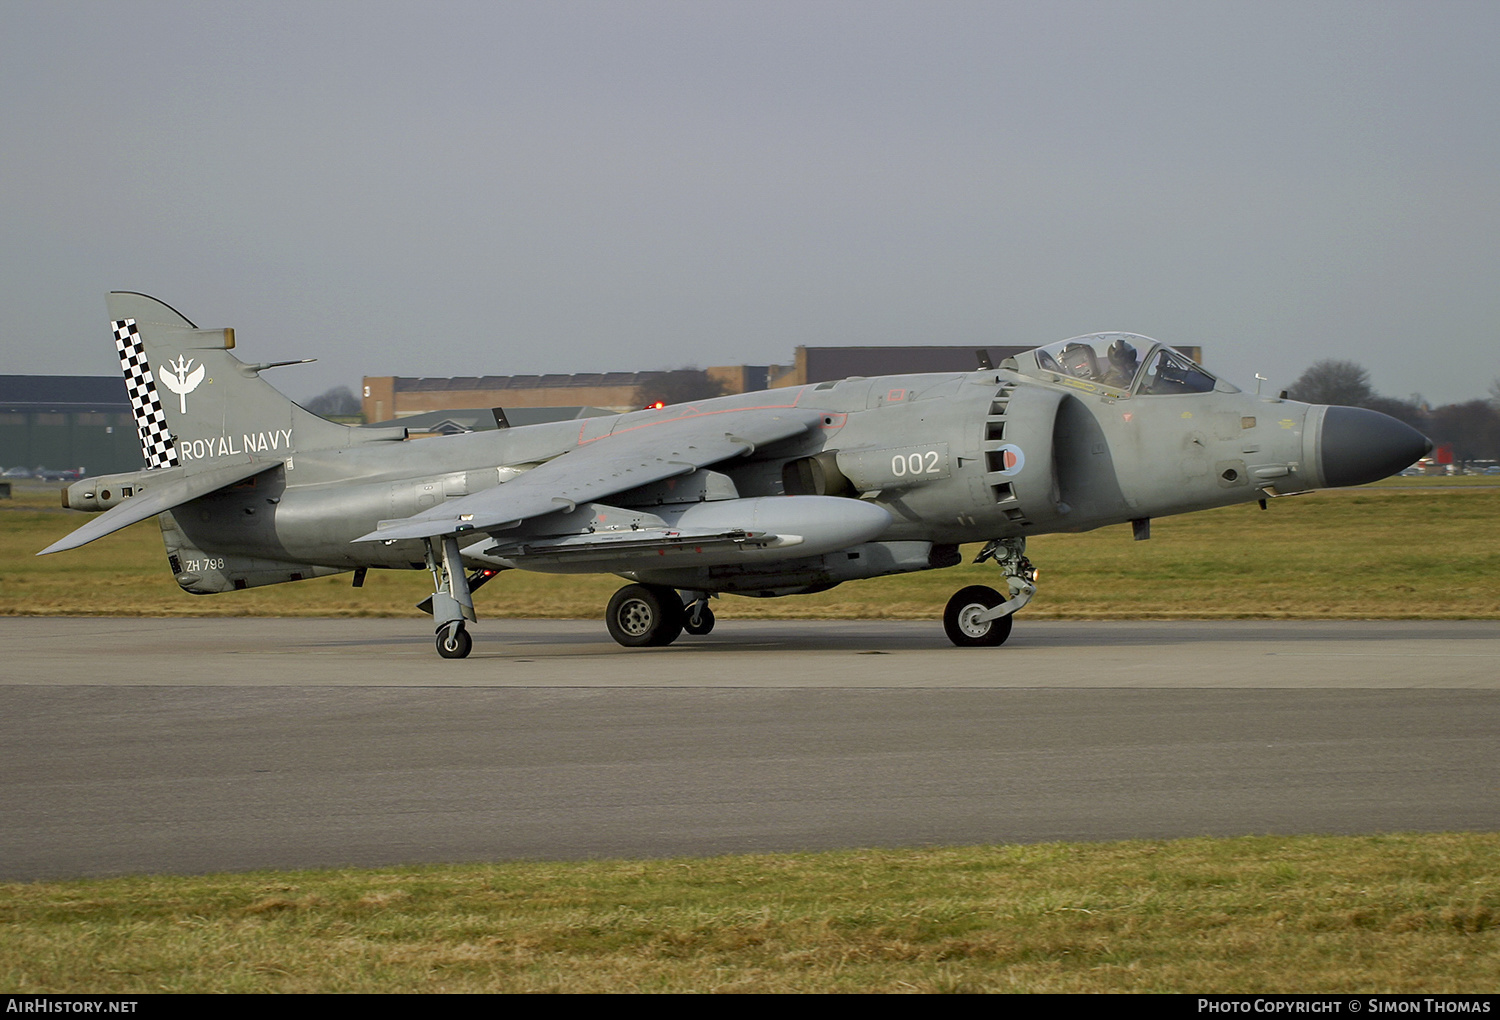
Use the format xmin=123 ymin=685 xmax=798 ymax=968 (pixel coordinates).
xmin=354 ymin=405 xmax=824 ymax=544
xmin=38 ymin=459 xmax=280 ymax=555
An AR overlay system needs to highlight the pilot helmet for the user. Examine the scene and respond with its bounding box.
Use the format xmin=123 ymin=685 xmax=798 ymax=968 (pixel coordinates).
xmin=1108 ymin=337 xmax=1138 ymax=373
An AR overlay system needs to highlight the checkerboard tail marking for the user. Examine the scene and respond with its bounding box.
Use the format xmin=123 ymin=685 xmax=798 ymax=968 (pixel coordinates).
xmin=113 ymin=318 xmax=180 ymax=469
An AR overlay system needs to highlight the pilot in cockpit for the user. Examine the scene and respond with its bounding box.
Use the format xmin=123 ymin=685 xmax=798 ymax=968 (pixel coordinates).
xmin=1103 ymin=337 xmax=1139 ymax=388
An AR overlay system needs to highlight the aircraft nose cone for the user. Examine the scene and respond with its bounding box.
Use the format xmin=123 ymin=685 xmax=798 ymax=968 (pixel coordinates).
xmin=1319 ymin=406 xmax=1433 ymax=488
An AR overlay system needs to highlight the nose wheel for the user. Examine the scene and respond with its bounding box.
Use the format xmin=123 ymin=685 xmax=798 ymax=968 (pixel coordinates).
xmin=943 ymin=537 xmax=1035 ymax=648
xmin=943 ymin=586 xmax=1013 ymax=646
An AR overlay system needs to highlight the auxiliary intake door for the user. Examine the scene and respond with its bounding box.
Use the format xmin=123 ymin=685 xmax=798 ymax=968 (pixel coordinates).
xmin=977 ymin=382 xmax=1069 ymax=530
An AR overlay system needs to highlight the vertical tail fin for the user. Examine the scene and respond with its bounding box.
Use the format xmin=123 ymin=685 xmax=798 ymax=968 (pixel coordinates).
xmin=106 ymin=292 xmax=360 ymax=472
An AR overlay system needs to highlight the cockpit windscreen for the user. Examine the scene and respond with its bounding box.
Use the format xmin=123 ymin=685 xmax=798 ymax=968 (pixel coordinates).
xmin=1138 ymin=347 xmax=1218 ymax=395
xmin=1027 ymin=333 xmax=1231 ymax=395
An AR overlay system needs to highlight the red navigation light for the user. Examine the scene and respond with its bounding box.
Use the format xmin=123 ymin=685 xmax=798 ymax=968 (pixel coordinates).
xmin=646 ymin=400 xmax=665 ymax=409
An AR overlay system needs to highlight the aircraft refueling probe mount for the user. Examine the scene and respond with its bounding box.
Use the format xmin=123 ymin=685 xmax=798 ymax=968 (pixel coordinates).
xmin=972 ymin=537 xmax=1037 ymax=622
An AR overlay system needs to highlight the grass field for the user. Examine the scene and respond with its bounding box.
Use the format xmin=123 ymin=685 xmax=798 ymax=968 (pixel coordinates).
xmin=3 ymin=834 xmax=1496 ymax=993
xmin=4 ymin=480 xmax=1498 ymax=620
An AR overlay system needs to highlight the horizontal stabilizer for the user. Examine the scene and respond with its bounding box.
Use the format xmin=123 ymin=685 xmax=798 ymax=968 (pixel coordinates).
xmin=38 ymin=460 xmax=279 ymax=555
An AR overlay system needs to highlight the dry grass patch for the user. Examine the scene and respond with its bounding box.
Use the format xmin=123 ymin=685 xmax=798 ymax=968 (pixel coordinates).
xmin=2 ymin=834 xmax=1497 ymax=993
xmin=4 ymin=483 xmax=1498 ymax=620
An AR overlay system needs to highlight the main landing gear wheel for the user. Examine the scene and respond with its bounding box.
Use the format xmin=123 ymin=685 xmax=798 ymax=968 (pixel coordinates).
xmin=943 ymin=585 xmax=1013 ymax=647
xmin=436 ymin=624 xmax=473 ymax=659
xmin=684 ymin=604 xmax=715 ymax=636
xmin=606 ymin=584 xmax=685 ymax=647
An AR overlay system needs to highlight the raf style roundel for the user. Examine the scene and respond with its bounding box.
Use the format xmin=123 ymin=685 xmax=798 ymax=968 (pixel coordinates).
xmin=996 ymin=444 xmax=1025 ymax=476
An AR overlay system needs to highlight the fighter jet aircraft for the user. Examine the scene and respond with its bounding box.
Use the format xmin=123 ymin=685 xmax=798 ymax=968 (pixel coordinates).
xmin=41 ymin=292 xmax=1431 ymax=657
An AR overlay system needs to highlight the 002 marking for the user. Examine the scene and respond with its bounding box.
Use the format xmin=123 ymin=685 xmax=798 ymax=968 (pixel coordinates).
xmin=891 ymin=450 xmax=941 ymax=477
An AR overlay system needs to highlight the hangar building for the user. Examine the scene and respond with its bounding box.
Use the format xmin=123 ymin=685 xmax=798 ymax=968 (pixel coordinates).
xmin=362 ymin=344 xmax=1047 ymax=420
xmin=0 ymin=376 xmax=143 ymax=475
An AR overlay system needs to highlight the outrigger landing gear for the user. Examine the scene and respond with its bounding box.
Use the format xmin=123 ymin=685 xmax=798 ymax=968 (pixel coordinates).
xmin=942 ymin=537 xmax=1036 ymax=648
xmin=436 ymin=621 xmax=472 ymax=659
xmin=426 ymin=536 xmax=477 ymax=659
xmin=684 ymin=594 xmax=715 ymax=636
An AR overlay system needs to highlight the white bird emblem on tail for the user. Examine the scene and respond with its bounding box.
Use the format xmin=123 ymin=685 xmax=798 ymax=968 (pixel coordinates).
xmin=158 ymin=355 xmax=206 ymax=414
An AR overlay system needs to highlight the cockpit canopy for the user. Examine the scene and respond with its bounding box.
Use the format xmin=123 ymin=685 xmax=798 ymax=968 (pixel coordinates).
xmin=1019 ymin=332 xmax=1237 ymax=396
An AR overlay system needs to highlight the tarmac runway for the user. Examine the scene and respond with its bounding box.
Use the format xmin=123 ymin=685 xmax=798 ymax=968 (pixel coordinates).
xmin=3 ymin=617 xmax=1497 ymax=881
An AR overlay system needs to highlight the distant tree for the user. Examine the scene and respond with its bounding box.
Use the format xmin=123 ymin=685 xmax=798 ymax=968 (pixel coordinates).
xmin=634 ymin=369 xmax=725 ymax=408
xmin=1363 ymin=394 xmax=1426 ymax=428
xmin=304 ymin=385 xmax=362 ymax=418
xmin=1426 ymin=400 xmax=1500 ymax=465
xmin=1490 ymin=378 xmax=1500 ymax=408
xmin=1287 ymin=360 xmax=1376 ymax=407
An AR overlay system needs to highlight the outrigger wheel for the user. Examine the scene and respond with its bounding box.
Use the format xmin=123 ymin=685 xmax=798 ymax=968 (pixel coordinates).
xmin=943 ymin=585 xmax=1014 ymax=647
xmin=606 ymin=583 xmax=685 ymax=647
xmin=684 ymin=603 xmax=715 ymax=636
xmin=436 ymin=622 xmax=473 ymax=659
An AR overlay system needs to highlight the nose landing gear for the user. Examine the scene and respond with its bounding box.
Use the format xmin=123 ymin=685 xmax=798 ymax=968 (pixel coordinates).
xmin=943 ymin=537 xmax=1035 ymax=648
xmin=944 ymin=585 xmax=1012 ymax=646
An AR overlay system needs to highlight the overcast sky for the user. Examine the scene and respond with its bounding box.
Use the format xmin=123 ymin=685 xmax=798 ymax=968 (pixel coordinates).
xmin=2 ymin=0 xmax=1497 ymax=405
